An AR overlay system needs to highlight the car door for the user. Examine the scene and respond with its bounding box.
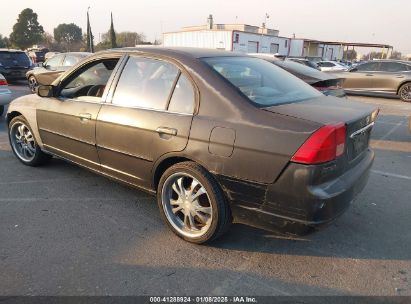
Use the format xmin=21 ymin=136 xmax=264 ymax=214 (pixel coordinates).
xmin=371 ymin=62 xmax=409 ymax=93
xmin=96 ymin=55 xmax=196 ymax=189
xmin=37 ymin=54 xmax=65 ymax=85
xmin=37 ymin=56 xmax=123 ymax=170
xmin=342 ymin=62 xmax=380 ymax=91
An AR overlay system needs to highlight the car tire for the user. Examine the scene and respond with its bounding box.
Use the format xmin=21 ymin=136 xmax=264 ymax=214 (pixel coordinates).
xmin=398 ymin=82 xmax=411 ymax=102
xmin=0 ymin=105 xmax=4 ymax=117
xmin=157 ymin=161 xmax=232 ymax=244
xmin=8 ymin=115 xmax=51 ymax=166
xmin=28 ymin=75 xmax=38 ymax=93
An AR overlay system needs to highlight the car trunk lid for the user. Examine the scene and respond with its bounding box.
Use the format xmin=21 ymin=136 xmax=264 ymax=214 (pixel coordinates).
xmin=263 ymin=96 xmax=378 ymax=162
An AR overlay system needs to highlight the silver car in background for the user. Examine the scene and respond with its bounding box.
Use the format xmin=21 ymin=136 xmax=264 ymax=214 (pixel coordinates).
xmin=0 ymin=73 xmax=12 ymax=116
xmin=336 ymin=60 xmax=411 ymax=102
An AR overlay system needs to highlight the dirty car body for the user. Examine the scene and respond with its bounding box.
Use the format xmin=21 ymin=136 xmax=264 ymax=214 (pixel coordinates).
xmin=7 ymin=47 xmax=378 ymax=242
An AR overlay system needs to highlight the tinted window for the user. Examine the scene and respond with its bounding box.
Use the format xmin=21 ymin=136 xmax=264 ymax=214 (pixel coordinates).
xmin=379 ymin=62 xmax=409 ymax=72
xmin=63 ymin=55 xmax=82 ymax=66
xmin=112 ymin=57 xmax=179 ymax=110
xmin=0 ymin=51 xmax=31 ymax=67
xmin=46 ymin=54 xmax=64 ymax=67
xmin=168 ymin=74 xmax=195 ymax=114
xmin=355 ymin=62 xmax=380 ymax=71
xmin=202 ymin=56 xmax=322 ymax=107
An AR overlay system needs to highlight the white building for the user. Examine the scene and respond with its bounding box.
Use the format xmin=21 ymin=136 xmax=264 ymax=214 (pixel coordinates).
xmin=163 ymin=15 xmax=344 ymax=60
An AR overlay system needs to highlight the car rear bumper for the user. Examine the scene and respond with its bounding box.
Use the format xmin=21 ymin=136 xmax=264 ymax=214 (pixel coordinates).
xmin=219 ymin=149 xmax=374 ymax=233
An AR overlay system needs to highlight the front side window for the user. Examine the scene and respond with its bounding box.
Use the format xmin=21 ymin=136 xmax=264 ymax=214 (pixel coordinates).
xmin=60 ymin=58 xmax=119 ymax=101
xmin=202 ymin=56 xmax=322 ymax=107
xmin=355 ymin=62 xmax=380 ymax=72
xmin=112 ymin=56 xmax=179 ymax=110
xmin=378 ymin=62 xmax=408 ymax=72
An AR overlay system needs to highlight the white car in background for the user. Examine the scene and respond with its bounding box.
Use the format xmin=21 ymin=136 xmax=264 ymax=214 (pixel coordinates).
xmin=0 ymin=73 xmax=12 ymax=116
xmin=317 ymin=61 xmax=348 ymax=72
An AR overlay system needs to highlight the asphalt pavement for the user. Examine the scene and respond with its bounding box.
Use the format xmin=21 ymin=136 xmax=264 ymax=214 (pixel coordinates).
xmin=0 ymin=82 xmax=410 ymax=296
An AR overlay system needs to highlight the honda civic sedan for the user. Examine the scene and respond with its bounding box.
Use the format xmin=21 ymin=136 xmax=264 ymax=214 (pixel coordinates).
xmin=6 ymin=47 xmax=378 ymax=243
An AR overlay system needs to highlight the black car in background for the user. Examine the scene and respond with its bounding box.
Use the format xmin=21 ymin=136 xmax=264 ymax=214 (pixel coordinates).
xmin=251 ymin=54 xmax=346 ymax=97
xmin=0 ymin=49 xmax=33 ymax=81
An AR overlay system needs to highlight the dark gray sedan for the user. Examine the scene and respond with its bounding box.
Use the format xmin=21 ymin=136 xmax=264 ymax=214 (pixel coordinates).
xmin=7 ymin=47 xmax=377 ymax=243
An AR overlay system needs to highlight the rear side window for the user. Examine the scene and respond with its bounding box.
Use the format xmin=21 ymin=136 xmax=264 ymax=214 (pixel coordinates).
xmin=168 ymin=74 xmax=195 ymax=114
xmin=112 ymin=56 xmax=179 ymax=110
xmin=46 ymin=54 xmax=64 ymax=67
xmin=0 ymin=51 xmax=31 ymax=67
xmin=202 ymin=56 xmax=321 ymax=107
xmin=63 ymin=55 xmax=81 ymax=66
xmin=378 ymin=62 xmax=409 ymax=72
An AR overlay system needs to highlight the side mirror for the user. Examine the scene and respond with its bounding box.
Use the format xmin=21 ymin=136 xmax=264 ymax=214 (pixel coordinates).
xmin=37 ymin=85 xmax=55 ymax=98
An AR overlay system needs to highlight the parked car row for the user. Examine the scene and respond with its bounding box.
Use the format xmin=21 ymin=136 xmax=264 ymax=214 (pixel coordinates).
xmin=249 ymin=53 xmax=346 ymax=97
xmin=286 ymin=56 xmax=411 ymax=102
xmin=6 ymin=47 xmax=377 ymax=243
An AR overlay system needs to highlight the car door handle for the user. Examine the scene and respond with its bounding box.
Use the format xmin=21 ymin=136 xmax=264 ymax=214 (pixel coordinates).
xmin=396 ymin=75 xmax=405 ymax=78
xmin=79 ymin=113 xmax=92 ymax=121
xmin=156 ymin=127 xmax=177 ymax=136
xmin=365 ymin=74 xmax=374 ymax=76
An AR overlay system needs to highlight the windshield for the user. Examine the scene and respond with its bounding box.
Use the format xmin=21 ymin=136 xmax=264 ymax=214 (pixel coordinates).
xmin=0 ymin=51 xmax=31 ymax=67
xmin=202 ymin=56 xmax=322 ymax=107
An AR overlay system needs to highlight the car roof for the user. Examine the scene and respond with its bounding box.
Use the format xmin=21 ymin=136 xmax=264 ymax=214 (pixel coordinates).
xmin=97 ymin=46 xmax=245 ymax=59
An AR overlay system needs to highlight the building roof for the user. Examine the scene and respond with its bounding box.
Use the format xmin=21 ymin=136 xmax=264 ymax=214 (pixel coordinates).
xmin=165 ymin=23 xmax=280 ymax=37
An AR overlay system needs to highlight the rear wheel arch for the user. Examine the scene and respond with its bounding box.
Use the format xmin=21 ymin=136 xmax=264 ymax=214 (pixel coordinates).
xmin=152 ymin=155 xmax=213 ymax=191
xmin=397 ymin=81 xmax=411 ymax=94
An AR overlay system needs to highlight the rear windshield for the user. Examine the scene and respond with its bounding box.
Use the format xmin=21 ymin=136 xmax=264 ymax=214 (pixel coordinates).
xmin=202 ymin=56 xmax=322 ymax=107
xmin=275 ymin=60 xmax=325 ymax=78
xmin=0 ymin=51 xmax=31 ymax=67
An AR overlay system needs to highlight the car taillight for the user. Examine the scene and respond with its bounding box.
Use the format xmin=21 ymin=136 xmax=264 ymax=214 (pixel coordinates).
xmin=0 ymin=79 xmax=8 ymax=86
xmin=291 ymin=122 xmax=346 ymax=165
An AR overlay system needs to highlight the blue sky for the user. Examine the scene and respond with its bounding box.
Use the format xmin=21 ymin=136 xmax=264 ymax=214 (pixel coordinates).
xmin=1 ymin=0 xmax=410 ymax=55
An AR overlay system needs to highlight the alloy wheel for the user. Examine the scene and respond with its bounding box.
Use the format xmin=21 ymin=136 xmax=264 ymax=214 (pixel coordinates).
xmin=400 ymin=84 xmax=411 ymax=102
xmin=10 ymin=122 xmax=37 ymax=162
xmin=161 ymin=173 xmax=213 ymax=238
xmin=28 ymin=76 xmax=38 ymax=93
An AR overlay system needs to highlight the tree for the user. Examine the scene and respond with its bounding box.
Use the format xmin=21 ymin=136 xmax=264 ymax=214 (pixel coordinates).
xmin=0 ymin=35 xmax=10 ymax=48
xmin=54 ymin=23 xmax=83 ymax=51
xmin=343 ymin=49 xmax=357 ymax=61
xmin=362 ymin=51 xmax=387 ymax=60
xmin=9 ymin=8 xmax=44 ymax=50
xmin=101 ymin=31 xmax=146 ymax=47
xmin=86 ymin=10 xmax=94 ymax=52
xmin=110 ymin=12 xmax=117 ymax=48
xmin=390 ymin=51 xmax=402 ymax=60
